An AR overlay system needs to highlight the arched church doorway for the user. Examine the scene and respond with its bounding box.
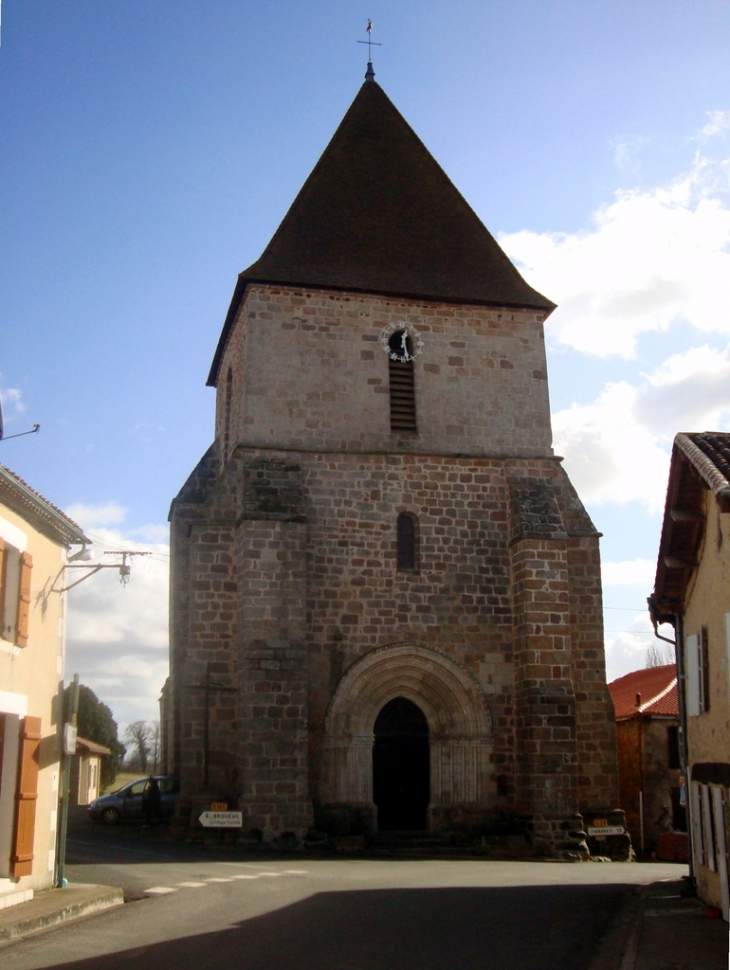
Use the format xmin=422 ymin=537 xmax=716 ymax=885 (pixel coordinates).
xmin=373 ymin=697 xmax=430 ymax=831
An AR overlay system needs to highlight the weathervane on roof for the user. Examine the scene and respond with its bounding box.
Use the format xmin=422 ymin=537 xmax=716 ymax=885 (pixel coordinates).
xmin=358 ymin=19 xmax=381 ymax=81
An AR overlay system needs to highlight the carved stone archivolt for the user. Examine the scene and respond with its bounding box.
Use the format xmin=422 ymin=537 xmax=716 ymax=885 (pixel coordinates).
xmin=323 ymin=642 xmax=493 ymax=811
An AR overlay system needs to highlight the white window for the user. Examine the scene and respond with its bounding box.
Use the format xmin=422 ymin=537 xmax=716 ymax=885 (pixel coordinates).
xmin=686 ymin=634 xmax=700 ymax=717
xmin=0 ymin=541 xmax=32 ymax=647
xmin=686 ymin=628 xmax=710 ymax=716
xmin=1 ymin=542 xmax=20 ymax=642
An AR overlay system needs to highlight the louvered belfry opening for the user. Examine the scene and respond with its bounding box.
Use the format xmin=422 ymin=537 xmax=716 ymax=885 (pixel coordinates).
xmin=388 ymin=331 xmax=417 ymax=433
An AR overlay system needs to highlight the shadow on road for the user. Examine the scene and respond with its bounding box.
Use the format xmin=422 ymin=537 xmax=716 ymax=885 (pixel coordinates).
xmin=41 ymin=883 xmax=630 ymax=970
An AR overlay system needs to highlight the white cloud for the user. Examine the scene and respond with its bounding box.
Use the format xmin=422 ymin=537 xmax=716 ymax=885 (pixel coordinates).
xmin=553 ymin=381 xmax=671 ymax=510
xmin=128 ymin=422 xmax=167 ymax=446
xmin=602 ymin=558 xmax=656 ymax=586
xmin=604 ymin=619 xmax=656 ymax=683
xmin=636 ymin=344 xmax=730 ymax=434
xmin=64 ymin=517 xmax=169 ymax=736
xmin=0 ymin=384 xmax=27 ymax=424
xmin=610 ymin=134 xmax=649 ymax=176
xmin=553 ymin=341 xmax=730 ymax=508
xmin=694 ymin=110 xmax=730 ymax=143
xmin=65 ymin=502 xmax=128 ymax=529
xmin=501 ymin=152 xmax=730 ymax=358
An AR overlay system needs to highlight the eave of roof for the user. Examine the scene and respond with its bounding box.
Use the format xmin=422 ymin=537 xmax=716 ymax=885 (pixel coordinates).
xmin=76 ymin=736 xmax=112 ymax=756
xmin=0 ymin=464 xmax=88 ymax=547
xmin=648 ymin=432 xmax=730 ymax=625
xmin=208 ymin=79 xmax=555 ymax=386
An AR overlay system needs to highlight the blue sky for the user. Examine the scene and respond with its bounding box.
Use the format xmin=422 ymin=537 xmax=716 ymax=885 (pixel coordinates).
xmin=2 ymin=1 xmax=730 ymax=730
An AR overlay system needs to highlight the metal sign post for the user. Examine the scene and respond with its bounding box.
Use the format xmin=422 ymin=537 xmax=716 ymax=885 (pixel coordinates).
xmin=55 ymin=674 xmax=79 ymax=888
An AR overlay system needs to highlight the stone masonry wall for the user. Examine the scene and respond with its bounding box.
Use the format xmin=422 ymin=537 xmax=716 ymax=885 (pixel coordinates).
xmin=567 ymin=536 xmax=619 ymax=812
xmin=169 ymin=436 xmax=618 ymax=840
xmin=167 ymin=281 xmax=621 ymax=846
xmin=215 ymin=286 xmax=554 ymax=460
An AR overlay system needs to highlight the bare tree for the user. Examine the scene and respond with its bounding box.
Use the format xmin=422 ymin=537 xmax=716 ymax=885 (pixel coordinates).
xmin=124 ymin=720 xmax=153 ymax=773
xmin=149 ymin=721 xmax=161 ymax=774
xmin=646 ymin=641 xmax=675 ymax=668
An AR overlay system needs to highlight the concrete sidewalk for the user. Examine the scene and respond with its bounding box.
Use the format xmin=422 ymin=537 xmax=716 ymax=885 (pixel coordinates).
xmin=0 ymin=883 xmax=123 ymax=945
xmin=591 ymin=878 xmax=728 ymax=970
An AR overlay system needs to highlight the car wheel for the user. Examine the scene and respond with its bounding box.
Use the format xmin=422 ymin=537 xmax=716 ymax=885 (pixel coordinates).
xmin=101 ymin=807 xmax=121 ymax=825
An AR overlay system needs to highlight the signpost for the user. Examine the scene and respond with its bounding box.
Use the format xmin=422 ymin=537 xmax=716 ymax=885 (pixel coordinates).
xmin=56 ymin=674 xmax=79 ymax=888
xmin=199 ymin=811 xmax=242 ymax=829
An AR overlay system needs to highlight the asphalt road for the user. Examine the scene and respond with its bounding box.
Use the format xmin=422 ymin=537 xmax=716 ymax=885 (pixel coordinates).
xmin=0 ymin=812 xmax=687 ymax=970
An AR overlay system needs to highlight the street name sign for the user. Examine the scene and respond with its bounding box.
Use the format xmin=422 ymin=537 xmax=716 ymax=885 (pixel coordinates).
xmin=199 ymin=810 xmax=243 ymax=828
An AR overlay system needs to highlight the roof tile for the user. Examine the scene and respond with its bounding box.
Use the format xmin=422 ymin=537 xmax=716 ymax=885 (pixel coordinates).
xmin=608 ymin=664 xmax=678 ymax=720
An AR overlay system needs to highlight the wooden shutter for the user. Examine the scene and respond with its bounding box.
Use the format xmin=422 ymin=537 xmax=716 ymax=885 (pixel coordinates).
xmin=699 ymin=626 xmax=710 ymax=713
xmin=11 ymin=716 xmax=41 ymax=877
xmin=15 ymin=552 xmax=32 ymax=647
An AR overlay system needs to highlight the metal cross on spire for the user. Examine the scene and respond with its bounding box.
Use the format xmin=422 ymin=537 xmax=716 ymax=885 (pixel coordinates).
xmin=357 ymin=19 xmax=381 ymax=80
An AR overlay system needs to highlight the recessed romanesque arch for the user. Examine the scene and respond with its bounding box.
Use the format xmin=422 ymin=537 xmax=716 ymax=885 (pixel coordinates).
xmin=323 ymin=642 xmax=493 ymax=820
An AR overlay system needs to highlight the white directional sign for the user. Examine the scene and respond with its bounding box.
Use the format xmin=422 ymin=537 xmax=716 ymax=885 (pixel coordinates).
xmin=198 ymin=810 xmax=243 ymax=828
xmin=63 ymin=723 xmax=78 ymax=756
xmin=587 ymin=825 xmax=625 ymax=836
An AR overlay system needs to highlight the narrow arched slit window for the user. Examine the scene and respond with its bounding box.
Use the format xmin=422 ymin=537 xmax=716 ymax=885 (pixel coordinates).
xmin=388 ymin=331 xmax=417 ymax=433
xmin=397 ymin=512 xmax=418 ymax=571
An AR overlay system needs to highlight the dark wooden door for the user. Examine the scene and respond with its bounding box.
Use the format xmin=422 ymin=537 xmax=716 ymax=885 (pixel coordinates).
xmin=373 ymin=697 xmax=429 ymax=831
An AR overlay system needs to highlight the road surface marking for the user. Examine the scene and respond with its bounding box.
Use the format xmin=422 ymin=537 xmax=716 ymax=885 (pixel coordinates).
xmin=232 ymin=874 xmax=260 ymax=880
xmin=205 ymin=877 xmax=236 ymax=882
xmin=144 ymin=886 xmax=177 ymax=894
xmin=177 ymin=881 xmax=207 ymax=888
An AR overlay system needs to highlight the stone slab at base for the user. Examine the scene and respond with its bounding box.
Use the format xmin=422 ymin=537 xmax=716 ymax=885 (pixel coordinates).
xmin=0 ymin=888 xmax=33 ymax=911
xmin=0 ymin=883 xmax=124 ymax=944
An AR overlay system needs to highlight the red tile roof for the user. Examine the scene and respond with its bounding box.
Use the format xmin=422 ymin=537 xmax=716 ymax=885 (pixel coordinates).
xmin=76 ymin=736 xmax=112 ymax=756
xmin=608 ymin=665 xmax=678 ymax=720
xmin=0 ymin=463 xmax=88 ymax=546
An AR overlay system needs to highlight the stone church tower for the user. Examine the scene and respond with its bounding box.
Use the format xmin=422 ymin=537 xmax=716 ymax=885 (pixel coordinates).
xmin=166 ymin=73 xmax=621 ymax=856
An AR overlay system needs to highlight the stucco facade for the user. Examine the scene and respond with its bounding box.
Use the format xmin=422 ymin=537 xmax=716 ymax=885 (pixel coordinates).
xmin=0 ymin=464 xmax=87 ymax=908
xmin=650 ymin=432 xmax=730 ymax=916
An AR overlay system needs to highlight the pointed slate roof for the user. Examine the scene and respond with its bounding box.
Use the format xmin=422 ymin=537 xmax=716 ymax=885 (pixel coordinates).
xmin=208 ymin=79 xmax=554 ymax=385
